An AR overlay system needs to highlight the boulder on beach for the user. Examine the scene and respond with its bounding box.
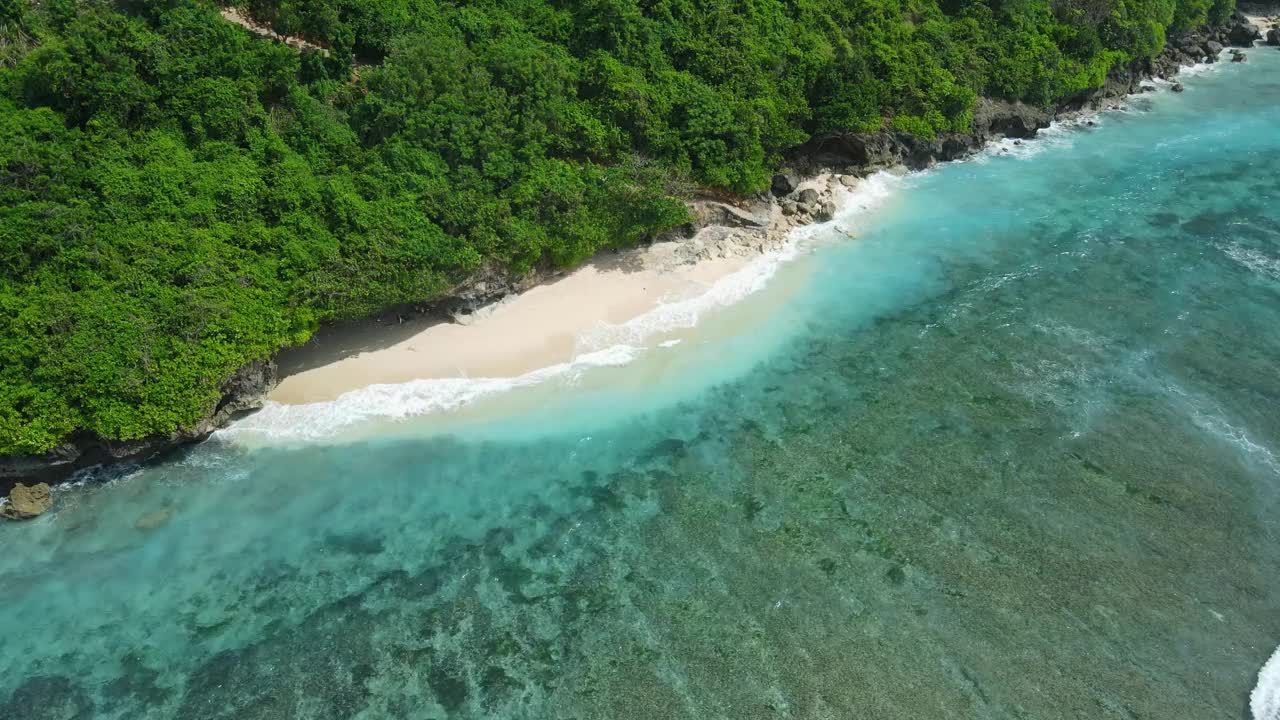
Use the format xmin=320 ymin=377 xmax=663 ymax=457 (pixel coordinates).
xmin=814 ymin=200 xmax=837 ymax=222
xmin=1 ymin=483 xmax=53 ymax=520
xmin=794 ymin=188 xmax=821 ymax=210
xmin=770 ymin=173 xmax=799 ymax=197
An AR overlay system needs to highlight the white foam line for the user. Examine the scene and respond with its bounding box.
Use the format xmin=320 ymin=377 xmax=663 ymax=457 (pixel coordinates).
xmin=1192 ymin=412 xmax=1280 ymax=476
xmin=974 ymin=121 xmax=1082 ymax=163
xmin=576 ymin=240 xmax=800 ymax=353
xmin=219 ymin=344 xmax=642 ymax=443
xmin=1220 ymin=241 xmax=1280 ymax=280
xmin=972 ymin=53 xmax=1247 ymax=164
xmin=1179 ymin=57 xmax=1227 ymax=77
xmin=1163 ymin=380 xmax=1280 ymax=477
xmin=1254 ymin=646 xmax=1280 ymax=720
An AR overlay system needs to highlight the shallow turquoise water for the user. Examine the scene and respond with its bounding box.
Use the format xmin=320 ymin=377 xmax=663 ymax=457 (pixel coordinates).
xmin=4 ymin=56 xmax=1280 ymax=719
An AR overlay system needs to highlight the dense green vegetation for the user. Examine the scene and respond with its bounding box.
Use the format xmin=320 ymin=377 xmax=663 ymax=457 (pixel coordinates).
xmin=0 ymin=0 xmax=1236 ymax=454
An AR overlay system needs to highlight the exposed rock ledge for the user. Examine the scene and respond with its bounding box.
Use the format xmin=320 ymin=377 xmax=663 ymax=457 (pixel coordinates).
xmin=0 ymin=15 xmax=1257 ymax=496
xmin=0 ymin=360 xmax=275 ymax=495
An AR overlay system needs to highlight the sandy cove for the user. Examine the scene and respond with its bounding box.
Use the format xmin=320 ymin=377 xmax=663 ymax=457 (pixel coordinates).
xmin=269 ymin=250 xmax=752 ymax=404
xmin=268 ymin=174 xmax=852 ymax=405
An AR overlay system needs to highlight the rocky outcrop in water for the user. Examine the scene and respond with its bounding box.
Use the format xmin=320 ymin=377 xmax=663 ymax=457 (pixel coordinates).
xmin=1 ymin=483 xmax=52 ymax=520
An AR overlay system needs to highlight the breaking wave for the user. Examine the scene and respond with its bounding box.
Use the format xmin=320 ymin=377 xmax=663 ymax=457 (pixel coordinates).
xmin=1254 ymin=646 xmax=1280 ymax=720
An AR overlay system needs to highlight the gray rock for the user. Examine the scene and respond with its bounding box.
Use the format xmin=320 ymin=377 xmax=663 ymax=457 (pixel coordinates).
xmin=839 ymin=175 xmax=858 ymax=188
xmin=1 ymin=483 xmax=53 ymax=520
xmin=972 ymin=98 xmax=1051 ymax=139
xmin=1204 ymin=40 xmax=1224 ymax=56
xmin=1231 ymin=50 xmax=1248 ymax=62
xmin=770 ymin=173 xmax=799 ymax=197
xmin=814 ymin=200 xmax=837 ymax=222
xmin=1172 ymin=83 xmax=1185 ymax=92
xmin=690 ymin=201 xmax=766 ymax=229
xmin=1268 ymin=28 xmax=1280 ymax=46
xmin=795 ymin=188 xmax=821 ymax=210
xmin=1176 ymin=36 xmax=1204 ymax=54
xmin=1227 ymin=22 xmax=1260 ymax=47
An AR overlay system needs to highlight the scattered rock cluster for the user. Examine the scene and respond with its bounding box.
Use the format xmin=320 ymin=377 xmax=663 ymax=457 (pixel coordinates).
xmin=773 ymin=178 xmax=838 ymax=223
xmin=668 ymin=175 xmax=839 ymax=263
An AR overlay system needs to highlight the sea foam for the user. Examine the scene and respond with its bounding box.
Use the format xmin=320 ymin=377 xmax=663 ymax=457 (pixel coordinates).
xmin=975 ymin=119 xmax=1082 ymax=162
xmin=1254 ymin=646 xmax=1280 ymax=720
xmin=1220 ymin=241 xmax=1280 ymax=281
xmin=219 ymin=344 xmax=641 ymax=443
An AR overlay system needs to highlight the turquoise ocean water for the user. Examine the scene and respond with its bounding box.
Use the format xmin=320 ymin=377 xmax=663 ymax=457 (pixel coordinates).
xmin=3 ymin=54 xmax=1280 ymax=719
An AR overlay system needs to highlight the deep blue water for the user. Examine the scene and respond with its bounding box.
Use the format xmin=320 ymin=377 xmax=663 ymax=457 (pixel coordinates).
xmin=3 ymin=55 xmax=1280 ymax=719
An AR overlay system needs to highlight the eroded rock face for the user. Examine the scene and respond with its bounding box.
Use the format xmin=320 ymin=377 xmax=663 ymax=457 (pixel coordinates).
xmin=1228 ymin=22 xmax=1260 ymax=47
xmin=973 ymin=98 xmax=1053 ymax=139
xmin=1 ymin=483 xmax=53 ymax=520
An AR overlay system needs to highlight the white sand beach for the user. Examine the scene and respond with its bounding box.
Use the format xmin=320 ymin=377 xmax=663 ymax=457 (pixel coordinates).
xmin=269 ymin=244 xmax=759 ymax=405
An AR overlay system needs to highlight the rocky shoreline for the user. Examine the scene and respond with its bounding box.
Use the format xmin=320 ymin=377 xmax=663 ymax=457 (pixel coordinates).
xmin=0 ymin=13 xmax=1264 ymax=503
